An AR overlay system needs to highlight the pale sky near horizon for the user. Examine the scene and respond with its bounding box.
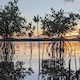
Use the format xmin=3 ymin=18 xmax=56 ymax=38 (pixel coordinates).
xmin=0 ymin=0 xmax=80 ymax=21
xmin=0 ymin=0 xmax=80 ymax=36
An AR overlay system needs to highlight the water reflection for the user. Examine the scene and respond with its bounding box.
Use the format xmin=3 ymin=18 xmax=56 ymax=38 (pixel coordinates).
xmin=0 ymin=41 xmax=80 ymax=80
xmin=40 ymin=59 xmax=77 ymax=80
xmin=0 ymin=61 xmax=27 ymax=80
xmin=0 ymin=41 xmax=34 ymax=80
xmin=40 ymin=41 xmax=80 ymax=80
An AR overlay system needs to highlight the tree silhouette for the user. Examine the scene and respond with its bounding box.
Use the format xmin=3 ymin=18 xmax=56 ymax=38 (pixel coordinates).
xmin=0 ymin=0 xmax=31 ymax=62
xmin=41 ymin=8 xmax=80 ymax=38
xmin=0 ymin=0 xmax=27 ymax=39
xmin=40 ymin=8 xmax=80 ymax=80
xmin=33 ymin=15 xmax=41 ymax=80
xmin=0 ymin=1 xmax=35 ymax=80
xmin=33 ymin=15 xmax=39 ymax=38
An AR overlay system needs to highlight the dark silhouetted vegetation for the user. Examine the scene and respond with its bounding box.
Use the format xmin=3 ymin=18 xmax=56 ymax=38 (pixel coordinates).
xmin=0 ymin=0 xmax=80 ymax=80
xmin=40 ymin=8 xmax=80 ymax=80
xmin=41 ymin=8 xmax=80 ymax=38
xmin=0 ymin=0 xmax=34 ymax=80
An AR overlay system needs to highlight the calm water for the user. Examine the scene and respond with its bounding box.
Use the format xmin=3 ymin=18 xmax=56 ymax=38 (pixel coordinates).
xmin=12 ymin=41 xmax=80 ymax=80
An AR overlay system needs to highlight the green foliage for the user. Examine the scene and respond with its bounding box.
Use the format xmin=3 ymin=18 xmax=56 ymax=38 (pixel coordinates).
xmin=41 ymin=8 xmax=80 ymax=37
xmin=0 ymin=0 xmax=27 ymax=38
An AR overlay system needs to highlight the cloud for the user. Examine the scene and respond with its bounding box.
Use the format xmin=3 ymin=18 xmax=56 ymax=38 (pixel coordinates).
xmin=64 ymin=0 xmax=74 ymax=2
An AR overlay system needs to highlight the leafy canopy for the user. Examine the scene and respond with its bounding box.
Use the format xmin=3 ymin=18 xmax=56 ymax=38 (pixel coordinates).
xmin=41 ymin=8 xmax=80 ymax=37
xmin=0 ymin=0 xmax=27 ymax=38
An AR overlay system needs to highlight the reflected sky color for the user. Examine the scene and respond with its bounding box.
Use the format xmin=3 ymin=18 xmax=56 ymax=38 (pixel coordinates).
xmin=13 ymin=42 xmax=80 ymax=80
xmin=14 ymin=42 xmax=80 ymax=59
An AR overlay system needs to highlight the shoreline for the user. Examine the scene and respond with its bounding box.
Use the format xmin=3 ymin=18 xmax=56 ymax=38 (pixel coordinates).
xmin=0 ymin=38 xmax=80 ymax=42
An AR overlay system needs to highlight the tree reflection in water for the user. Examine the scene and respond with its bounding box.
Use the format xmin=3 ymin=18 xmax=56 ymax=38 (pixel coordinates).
xmin=40 ymin=41 xmax=80 ymax=80
xmin=0 ymin=41 xmax=34 ymax=80
xmin=41 ymin=59 xmax=75 ymax=80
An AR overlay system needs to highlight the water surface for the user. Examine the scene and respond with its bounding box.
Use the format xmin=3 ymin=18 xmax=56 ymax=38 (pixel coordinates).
xmin=13 ymin=41 xmax=80 ymax=80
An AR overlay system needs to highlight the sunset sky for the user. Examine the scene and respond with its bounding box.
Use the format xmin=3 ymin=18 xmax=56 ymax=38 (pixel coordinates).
xmin=0 ymin=0 xmax=80 ymax=36
xmin=0 ymin=1 xmax=80 ymax=80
